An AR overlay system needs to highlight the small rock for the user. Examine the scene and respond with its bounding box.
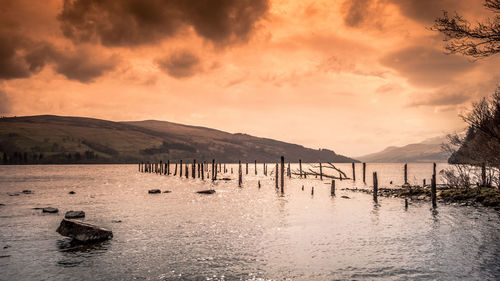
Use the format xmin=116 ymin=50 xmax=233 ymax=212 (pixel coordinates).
xmin=56 ymin=219 xmax=113 ymax=243
xmin=68 ymin=191 xmax=76 ymax=194
xmin=22 ymin=190 xmax=34 ymax=194
xmin=221 ymin=178 xmax=231 ymax=181
xmin=65 ymin=210 xmax=85 ymax=219
xmin=7 ymin=193 xmax=19 ymax=196
xmin=197 ymin=189 xmax=216 ymax=194
xmin=341 ymin=195 xmax=350 ymax=199
xmin=148 ymin=189 xmax=161 ymax=194
xmin=3 ymin=245 xmax=10 ymax=249
xmin=42 ymin=207 xmax=59 ymax=213
xmin=32 ymin=207 xmax=43 ymax=210
xmin=111 ymin=220 xmax=122 ymax=223
xmin=0 ymin=255 xmax=11 ymax=258
xmin=163 ymin=190 xmax=172 ymax=193
xmin=0 ymin=203 xmax=5 ymax=206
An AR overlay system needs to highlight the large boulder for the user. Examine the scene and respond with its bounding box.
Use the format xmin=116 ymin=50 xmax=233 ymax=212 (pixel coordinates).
xmin=65 ymin=210 xmax=85 ymax=219
xmin=56 ymin=219 xmax=113 ymax=243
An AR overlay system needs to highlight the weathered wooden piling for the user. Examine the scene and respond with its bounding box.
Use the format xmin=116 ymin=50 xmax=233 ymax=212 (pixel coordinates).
xmin=185 ymin=164 xmax=189 ymax=178
xmin=433 ymin=162 xmax=436 ymax=178
xmin=280 ymin=156 xmax=285 ymax=193
xmin=299 ymin=159 xmax=302 ymax=178
xmin=138 ymin=163 xmax=141 ymax=172
xmin=481 ymin=162 xmax=487 ymax=187
xmin=160 ymin=161 xmax=163 ymax=174
xmin=197 ymin=163 xmax=200 ymax=178
xmin=238 ymin=160 xmax=242 ymax=187
xmin=363 ymin=162 xmax=366 ymax=183
xmin=404 ymin=163 xmax=408 ymax=185
xmin=255 ymin=160 xmax=257 ymax=175
xmin=373 ymin=172 xmax=378 ymax=202
xmin=258 ymin=180 xmax=261 ymax=188
xmin=423 ymin=179 xmax=426 ymax=187
xmin=352 ymin=163 xmax=356 ymax=181
xmin=431 ymin=174 xmax=437 ymax=208
xmin=192 ymin=159 xmax=196 ymax=179
xmin=212 ymin=159 xmax=216 ymax=181
xmin=302 ymin=185 xmax=304 ymax=191
xmin=180 ymin=160 xmax=183 ymax=177
xmin=319 ymin=162 xmax=323 ymax=181
xmin=405 ymin=198 xmax=409 ymax=209
xmin=167 ymin=160 xmax=170 ymax=175
xmin=246 ymin=162 xmax=248 ymax=175
xmin=224 ymin=163 xmax=226 ymax=173
xmin=287 ymin=163 xmax=291 ymax=178
xmin=231 ymin=167 xmax=233 ymax=174
xmin=331 ymin=180 xmax=335 ymax=196
xmin=201 ymin=163 xmax=204 ymax=180
xmin=311 ymin=186 xmax=314 ymax=195
xmin=275 ymin=163 xmax=279 ymax=189
xmin=174 ymin=163 xmax=177 ymax=176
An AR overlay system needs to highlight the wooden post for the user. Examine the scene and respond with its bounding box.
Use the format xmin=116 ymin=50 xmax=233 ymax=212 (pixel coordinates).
xmin=404 ymin=163 xmax=408 ymax=185
xmin=238 ymin=160 xmax=242 ymax=187
xmin=431 ymin=174 xmax=437 ymax=208
xmin=311 ymin=186 xmax=314 ymax=195
xmin=174 ymin=163 xmax=177 ymax=176
xmin=197 ymin=163 xmax=200 ymax=178
xmin=201 ymin=163 xmax=204 ymax=180
xmin=224 ymin=163 xmax=226 ymax=173
xmin=160 ymin=160 xmax=163 ymax=174
xmin=302 ymin=185 xmax=304 ymax=191
xmin=231 ymin=167 xmax=233 ymax=174
xmin=331 ymin=180 xmax=335 ymax=196
xmin=363 ymin=162 xmax=366 ymax=183
xmin=179 ymin=160 xmax=183 ymax=177
xmin=280 ymin=156 xmax=285 ymax=193
xmin=352 ymin=163 xmax=355 ymax=181
xmin=192 ymin=159 xmax=196 ymax=179
xmin=433 ymin=163 xmax=436 ymax=179
xmin=287 ymin=162 xmax=291 ymax=178
xmin=167 ymin=160 xmax=170 ymax=175
xmin=185 ymin=164 xmax=189 ymax=178
xmin=264 ymin=163 xmax=267 ymax=176
xmin=423 ymin=179 xmax=426 ymax=187
xmin=246 ymin=162 xmax=248 ymax=175
xmin=275 ymin=163 xmax=279 ymax=189
xmin=212 ymin=159 xmax=216 ymax=181
xmin=258 ymin=180 xmax=261 ymax=188
xmin=299 ymin=159 xmax=302 ymax=178
xmin=319 ymin=162 xmax=323 ymax=181
xmin=255 ymin=160 xmax=257 ymax=175
xmin=138 ymin=163 xmax=141 ymax=172
xmin=373 ymin=172 xmax=378 ymax=202
xmin=405 ymin=198 xmax=408 ymax=209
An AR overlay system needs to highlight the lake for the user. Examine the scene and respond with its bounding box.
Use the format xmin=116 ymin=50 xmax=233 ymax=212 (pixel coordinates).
xmin=1 ymin=163 xmax=499 ymax=280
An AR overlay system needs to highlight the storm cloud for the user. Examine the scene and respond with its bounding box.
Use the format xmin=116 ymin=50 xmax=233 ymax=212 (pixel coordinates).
xmin=58 ymin=0 xmax=270 ymax=47
xmin=156 ymin=50 xmax=201 ymax=79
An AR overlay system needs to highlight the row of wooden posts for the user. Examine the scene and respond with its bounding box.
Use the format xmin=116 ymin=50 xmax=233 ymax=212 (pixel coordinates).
xmin=138 ymin=159 xmax=438 ymax=208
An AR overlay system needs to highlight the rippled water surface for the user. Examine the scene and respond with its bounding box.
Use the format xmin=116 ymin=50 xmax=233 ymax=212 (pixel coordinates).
xmin=0 ymin=164 xmax=499 ymax=280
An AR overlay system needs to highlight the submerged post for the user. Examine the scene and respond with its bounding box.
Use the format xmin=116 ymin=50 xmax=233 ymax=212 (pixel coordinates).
xmin=185 ymin=164 xmax=189 ymax=178
xmin=319 ymin=162 xmax=323 ymax=181
xmin=331 ymin=180 xmax=335 ymax=196
xmin=404 ymin=163 xmax=408 ymax=185
xmin=431 ymin=174 xmax=437 ymax=208
xmin=212 ymin=159 xmax=215 ymax=181
xmin=174 ymin=163 xmax=177 ymax=176
xmin=201 ymin=162 xmax=204 ymax=180
xmin=246 ymin=162 xmax=248 ymax=175
xmin=192 ymin=159 xmax=196 ymax=179
xmin=180 ymin=160 xmax=183 ymax=177
xmin=255 ymin=160 xmax=257 ymax=175
xmin=258 ymin=180 xmax=261 ymax=188
xmin=481 ymin=162 xmax=486 ymax=187
xmin=352 ymin=163 xmax=356 ymax=181
xmin=238 ymin=160 xmax=242 ymax=187
xmin=373 ymin=172 xmax=378 ymax=202
xmin=363 ymin=162 xmax=366 ymax=183
xmin=280 ymin=156 xmax=285 ymax=193
xmin=287 ymin=163 xmax=291 ymax=178
xmin=299 ymin=159 xmax=302 ymax=178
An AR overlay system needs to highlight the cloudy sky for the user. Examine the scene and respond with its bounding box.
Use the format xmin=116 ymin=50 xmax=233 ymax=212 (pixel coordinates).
xmin=0 ymin=0 xmax=498 ymax=156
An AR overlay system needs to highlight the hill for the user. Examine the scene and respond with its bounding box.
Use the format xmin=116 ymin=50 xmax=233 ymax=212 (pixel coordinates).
xmin=0 ymin=115 xmax=357 ymax=164
xmin=357 ymin=136 xmax=450 ymax=163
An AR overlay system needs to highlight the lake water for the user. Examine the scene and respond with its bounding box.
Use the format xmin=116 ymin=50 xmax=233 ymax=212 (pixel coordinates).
xmin=0 ymin=164 xmax=499 ymax=280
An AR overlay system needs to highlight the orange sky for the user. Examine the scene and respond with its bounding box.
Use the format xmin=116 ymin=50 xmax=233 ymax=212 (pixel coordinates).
xmin=0 ymin=0 xmax=499 ymax=156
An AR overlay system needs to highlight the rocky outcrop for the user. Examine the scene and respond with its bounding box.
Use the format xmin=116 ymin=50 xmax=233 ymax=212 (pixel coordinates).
xmin=65 ymin=210 xmax=85 ymax=219
xmin=56 ymin=219 xmax=113 ymax=243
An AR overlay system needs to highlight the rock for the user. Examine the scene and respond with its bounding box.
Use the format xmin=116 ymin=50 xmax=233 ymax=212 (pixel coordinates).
xmin=220 ymin=178 xmax=231 ymax=181
xmin=65 ymin=210 xmax=85 ymax=219
xmin=42 ymin=207 xmax=59 ymax=213
xmin=68 ymin=191 xmax=76 ymax=194
xmin=111 ymin=220 xmax=122 ymax=223
xmin=0 ymin=255 xmax=11 ymax=258
xmin=0 ymin=203 xmax=5 ymax=206
xmin=56 ymin=219 xmax=113 ymax=243
xmin=7 ymin=193 xmax=19 ymax=196
xmin=22 ymin=190 xmax=34 ymax=194
xmin=197 ymin=189 xmax=216 ymax=194
xmin=163 ymin=190 xmax=172 ymax=193
xmin=148 ymin=189 xmax=161 ymax=194
xmin=341 ymin=195 xmax=350 ymax=199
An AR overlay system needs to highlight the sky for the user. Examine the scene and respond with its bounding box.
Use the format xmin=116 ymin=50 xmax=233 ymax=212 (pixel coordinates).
xmin=0 ymin=0 xmax=499 ymax=157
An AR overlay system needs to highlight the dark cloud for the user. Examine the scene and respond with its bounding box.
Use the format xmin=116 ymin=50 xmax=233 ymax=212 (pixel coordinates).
xmin=58 ymin=0 xmax=270 ymax=47
xmin=342 ymin=0 xmax=374 ymax=27
xmin=0 ymin=35 xmax=50 ymax=79
xmin=0 ymin=89 xmax=11 ymax=115
xmin=380 ymin=45 xmax=474 ymax=87
xmin=408 ymin=90 xmax=470 ymax=107
xmin=156 ymin=50 xmax=201 ymax=79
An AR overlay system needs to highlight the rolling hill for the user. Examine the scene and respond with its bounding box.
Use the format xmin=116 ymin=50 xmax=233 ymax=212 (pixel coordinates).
xmin=0 ymin=115 xmax=357 ymax=164
xmin=357 ymin=136 xmax=450 ymax=163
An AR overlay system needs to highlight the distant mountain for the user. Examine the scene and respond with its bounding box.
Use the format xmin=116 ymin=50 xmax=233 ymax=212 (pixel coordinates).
xmin=0 ymin=115 xmax=357 ymax=164
xmin=357 ymin=136 xmax=450 ymax=163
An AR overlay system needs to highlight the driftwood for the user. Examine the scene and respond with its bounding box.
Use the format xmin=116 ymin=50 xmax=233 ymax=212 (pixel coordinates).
xmin=291 ymin=162 xmax=350 ymax=180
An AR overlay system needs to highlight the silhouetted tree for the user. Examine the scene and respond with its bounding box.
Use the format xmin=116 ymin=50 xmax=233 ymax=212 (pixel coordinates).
xmin=432 ymin=0 xmax=500 ymax=59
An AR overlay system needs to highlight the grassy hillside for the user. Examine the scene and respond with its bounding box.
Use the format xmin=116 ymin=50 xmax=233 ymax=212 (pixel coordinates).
xmin=358 ymin=136 xmax=450 ymax=163
xmin=0 ymin=115 xmax=357 ymax=164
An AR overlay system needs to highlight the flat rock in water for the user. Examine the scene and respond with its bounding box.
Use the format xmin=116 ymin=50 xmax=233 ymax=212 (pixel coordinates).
xmin=148 ymin=189 xmax=161 ymax=194
xmin=22 ymin=190 xmax=34 ymax=194
xmin=163 ymin=190 xmax=171 ymax=193
xmin=341 ymin=195 xmax=350 ymax=199
xmin=197 ymin=189 xmax=216 ymax=194
xmin=68 ymin=191 xmax=76 ymax=194
xmin=65 ymin=210 xmax=85 ymax=219
xmin=42 ymin=207 xmax=59 ymax=213
xmin=56 ymin=219 xmax=113 ymax=243
xmin=111 ymin=220 xmax=122 ymax=223
xmin=7 ymin=193 xmax=19 ymax=196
